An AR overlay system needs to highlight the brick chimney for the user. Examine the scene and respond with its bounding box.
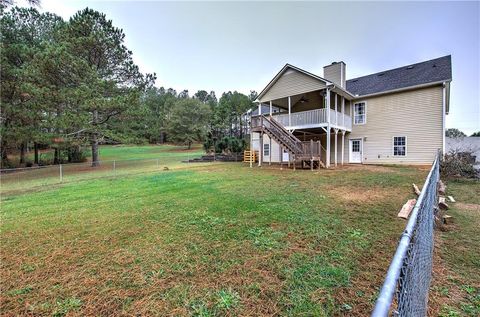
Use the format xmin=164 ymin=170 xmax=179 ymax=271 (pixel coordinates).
xmin=323 ymin=61 xmax=346 ymax=88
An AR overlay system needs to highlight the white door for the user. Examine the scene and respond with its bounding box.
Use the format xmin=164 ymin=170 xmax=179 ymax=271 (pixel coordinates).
xmin=282 ymin=149 xmax=289 ymax=162
xmin=349 ymin=139 xmax=362 ymax=163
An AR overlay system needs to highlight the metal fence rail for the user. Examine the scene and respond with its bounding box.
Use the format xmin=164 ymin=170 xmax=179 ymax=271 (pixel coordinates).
xmin=372 ymin=153 xmax=440 ymax=317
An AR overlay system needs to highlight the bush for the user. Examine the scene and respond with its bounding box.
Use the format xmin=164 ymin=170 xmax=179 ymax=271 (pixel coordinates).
xmin=215 ymin=136 xmax=246 ymax=154
xmin=204 ymin=136 xmax=246 ymax=154
xmin=441 ymin=151 xmax=478 ymax=179
xmin=66 ymin=146 xmax=88 ymax=163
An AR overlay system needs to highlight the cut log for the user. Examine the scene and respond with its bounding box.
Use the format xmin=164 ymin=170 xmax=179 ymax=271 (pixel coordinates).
xmin=443 ymin=215 xmax=453 ymax=225
xmin=448 ymin=195 xmax=456 ymax=203
xmin=439 ymin=196 xmax=449 ymax=210
xmin=412 ymin=183 xmax=421 ymax=196
xmin=398 ymin=199 xmax=417 ymax=219
xmin=438 ymin=180 xmax=446 ymax=195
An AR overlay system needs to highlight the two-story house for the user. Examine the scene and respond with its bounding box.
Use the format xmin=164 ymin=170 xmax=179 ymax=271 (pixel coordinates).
xmin=250 ymin=55 xmax=452 ymax=168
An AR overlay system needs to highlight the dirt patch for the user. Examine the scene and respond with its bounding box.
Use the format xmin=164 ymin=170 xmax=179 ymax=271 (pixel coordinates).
xmin=455 ymin=202 xmax=480 ymax=214
xmin=326 ymin=185 xmax=392 ymax=203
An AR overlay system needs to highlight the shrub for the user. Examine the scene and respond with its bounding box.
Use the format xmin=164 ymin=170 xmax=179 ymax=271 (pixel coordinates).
xmin=66 ymin=146 xmax=88 ymax=163
xmin=215 ymin=136 xmax=246 ymax=154
xmin=441 ymin=150 xmax=478 ymax=179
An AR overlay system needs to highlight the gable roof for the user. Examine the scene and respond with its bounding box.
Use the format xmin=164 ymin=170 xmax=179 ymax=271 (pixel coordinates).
xmin=256 ymin=64 xmax=331 ymax=102
xmin=346 ymin=55 xmax=452 ymax=96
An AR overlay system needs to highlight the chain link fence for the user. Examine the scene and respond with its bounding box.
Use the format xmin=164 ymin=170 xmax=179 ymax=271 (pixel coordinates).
xmin=0 ymin=153 xmax=215 ymax=195
xmin=372 ymin=153 xmax=440 ymax=316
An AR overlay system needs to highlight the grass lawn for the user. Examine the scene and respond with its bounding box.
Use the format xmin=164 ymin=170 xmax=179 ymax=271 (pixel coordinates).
xmin=0 ymin=144 xmax=207 ymax=195
xmin=1 ymin=162 xmax=434 ymax=316
xmin=5 ymin=143 xmax=204 ymax=165
xmin=430 ymin=178 xmax=480 ymax=317
xmin=97 ymin=144 xmax=204 ymax=161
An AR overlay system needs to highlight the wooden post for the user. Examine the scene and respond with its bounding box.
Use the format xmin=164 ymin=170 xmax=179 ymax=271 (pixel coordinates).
xmin=293 ymin=154 xmax=296 ymax=170
xmin=269 ymin=100 xmax=273 ymax=116
xmin=59 ymin=164 xmax=63 ymax=182
xmin=259 ymin=131 xmax=263 ymax=167
xmin=317 ymin=140 xmax=321 ymax=160
xmin=342 ymin=97 xmax=345 ymax=127
xmin=280 ymin=146 xmax=283 ymax=170
xmin=341 ymin=130 xmax=345 ymax=165
xmin=310 ymin=139 xmax=314 ymax=171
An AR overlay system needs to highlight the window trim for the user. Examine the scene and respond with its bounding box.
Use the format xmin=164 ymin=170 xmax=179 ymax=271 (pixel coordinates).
xmin=353 ymin=101 xmax=367 ymax=125
xmin=392 ymin=136 xmax=407 ymax=157
xmin=263 ymin=143 xmax=270 ymax=157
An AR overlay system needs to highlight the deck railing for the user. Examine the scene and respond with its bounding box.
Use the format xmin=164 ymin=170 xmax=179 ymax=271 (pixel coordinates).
xmin=301 ymin=140 xmax=322 ymax=158
xmin=273 ymin=108 xmax=351 ymax=130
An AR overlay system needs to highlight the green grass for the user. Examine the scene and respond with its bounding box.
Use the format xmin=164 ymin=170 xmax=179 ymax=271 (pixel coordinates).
xmin=98 ymin=144 xmax=204 ymax=161
xmin=0 ymin=163 xmax=429 ymax=316
xmin=0 ymin=144 xmax=207 ymax=195
xmin=5 ymin=143 xmax=204 ymax=165
xmin=432 ymin=178 xmax=480 ymax=317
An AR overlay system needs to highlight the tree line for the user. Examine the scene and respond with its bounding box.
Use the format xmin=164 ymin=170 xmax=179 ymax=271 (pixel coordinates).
xmin=1 ymin=6 xmax=257 ymax=168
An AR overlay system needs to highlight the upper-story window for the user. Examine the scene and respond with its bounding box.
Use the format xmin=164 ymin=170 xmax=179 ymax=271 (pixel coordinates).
xmin=354 ymin=102 xmax=366 ymax=125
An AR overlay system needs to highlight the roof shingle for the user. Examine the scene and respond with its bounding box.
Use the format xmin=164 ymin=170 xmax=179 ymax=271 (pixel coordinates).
xmin=346 ymin=55 xmax=452 ymax=96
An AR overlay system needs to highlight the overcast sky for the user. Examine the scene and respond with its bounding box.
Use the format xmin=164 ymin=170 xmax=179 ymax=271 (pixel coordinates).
xmin=20 ymin=0 xmax=480 ymax=135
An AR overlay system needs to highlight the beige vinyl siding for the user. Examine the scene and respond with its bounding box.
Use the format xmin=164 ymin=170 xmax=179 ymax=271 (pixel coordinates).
xmin=262 ymin=134 xmax=282 ymax=163
xmin=346 ymin=86 xmax=443 ymax=164
xmin=323 ymin=63 xmax=342 ymax=88
xmin=251 ymin=133 xmax=283 ymax=163
xmin=259 ymin=69 xmax=327 ymax=102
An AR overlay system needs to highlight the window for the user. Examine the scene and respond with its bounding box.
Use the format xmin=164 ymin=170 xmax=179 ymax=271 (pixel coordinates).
xmin=263 ymin=143 xmax=270 ymax=156
xmin=354 ymin=102 xmax=366 ymax=124
xmin=393 ymin=136 xmax=407 ymax=156
xmin=351 ymin=140 xmax=361 ymax=152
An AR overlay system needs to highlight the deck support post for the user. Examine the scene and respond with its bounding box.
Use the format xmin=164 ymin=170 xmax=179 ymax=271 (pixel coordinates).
xmin=280 ymin=146 xmax=283 ymax=170
xmin=342 ymin=97 xmax=345 ymax=127
xmin=326 ymin=88 xmax=331 ymax=169
xmin=259 ymin=131 xmax=263 ymax=167
xmin=341 ymin=130 xmax=346 ymax=166
xmin=317 ymin=140 xmax=321 ymax=165
xmin=310 ymin=139 xmax=314 ymax=171
xmin=334 ymin=128 xmax=339 ymax=167
xmin=293 ymin=153 xmax=296 ymax=170
xmin=326 ymin=126 xmax=331 ymax=168
xmin=269 ymin=100 xmax=273 ymax=117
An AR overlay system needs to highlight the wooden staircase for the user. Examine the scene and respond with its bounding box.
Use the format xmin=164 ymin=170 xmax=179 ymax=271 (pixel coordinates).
xmin=251 ymin=115 xmax=325 ymax=169
xmin=251 ymin=115 xmax=303 ymax=155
